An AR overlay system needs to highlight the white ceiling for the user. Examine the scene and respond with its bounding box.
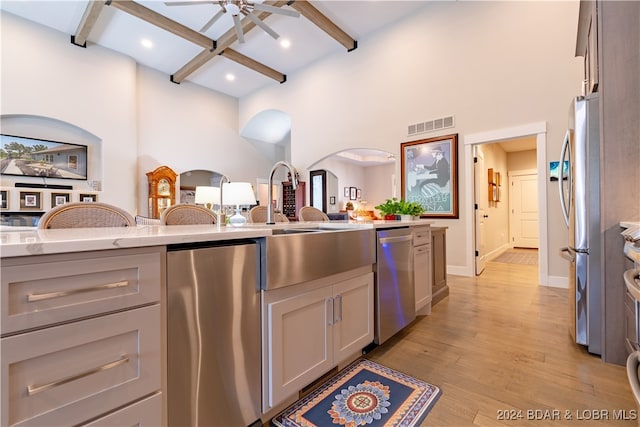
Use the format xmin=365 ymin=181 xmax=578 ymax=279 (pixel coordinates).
xmin=0 ymin=0 xmax=430 ymax=98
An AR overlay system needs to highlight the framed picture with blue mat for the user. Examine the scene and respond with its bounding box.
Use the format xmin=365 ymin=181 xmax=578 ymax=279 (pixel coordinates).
xmin=272 ymin=358 xmax=441 ymax=427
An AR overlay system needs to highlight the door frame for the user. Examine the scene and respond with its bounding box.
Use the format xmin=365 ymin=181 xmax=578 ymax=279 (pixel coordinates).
xmin=463 ymin=122 xmax=548 ymax=285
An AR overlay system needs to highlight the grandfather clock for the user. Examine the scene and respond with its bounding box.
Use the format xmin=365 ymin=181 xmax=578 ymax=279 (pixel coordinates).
xmin=146 ymin=166 xmax=177 ymax=219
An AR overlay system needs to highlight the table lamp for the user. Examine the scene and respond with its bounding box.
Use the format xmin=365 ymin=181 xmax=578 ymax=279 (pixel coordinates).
xmin=194 ymin=186 xmax=220 ymax=210
xmin=222 ymin=182 xmax=256 ymax=226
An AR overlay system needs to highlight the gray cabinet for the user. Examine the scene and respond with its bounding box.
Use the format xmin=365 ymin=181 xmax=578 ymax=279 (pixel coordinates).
xmin=0 ymin=247 xmax=164 ymax=426
xmin=431 ymin=227 xmax=449 ymax=306
xmin=413 ymin=225 xmax=432 ymax=315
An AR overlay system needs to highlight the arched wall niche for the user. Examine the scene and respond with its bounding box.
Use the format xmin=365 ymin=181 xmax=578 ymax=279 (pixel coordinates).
xmin=307 ymin=148 xmax=396 ymax=214
xmin=0 ymin=114 xmax=102 ymax=188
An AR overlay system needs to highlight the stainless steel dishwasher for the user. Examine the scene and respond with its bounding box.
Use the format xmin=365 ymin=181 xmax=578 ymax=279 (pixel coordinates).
xmin=167 ymin=240 xmax=261 ymax=427
xmin=374 ymin=227 xmax=416 ymax=344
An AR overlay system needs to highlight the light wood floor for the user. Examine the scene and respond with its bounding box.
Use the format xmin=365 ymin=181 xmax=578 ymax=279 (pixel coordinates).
xmin=367 ymin=261 xmax=637 ymax=426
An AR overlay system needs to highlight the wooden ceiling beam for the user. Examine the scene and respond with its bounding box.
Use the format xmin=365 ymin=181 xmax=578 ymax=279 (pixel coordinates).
xmin=71 ymin=1 xmax=106 ymax=47
xmin=108 ymin=0 xmax=215 ymax=51
xmin=221 ymin=49 xmax=286 ymax=83
xmin=290 ymin=0 xmax=357 ymax=52
xmin=172 ymin=0 xmax=289 ymax=84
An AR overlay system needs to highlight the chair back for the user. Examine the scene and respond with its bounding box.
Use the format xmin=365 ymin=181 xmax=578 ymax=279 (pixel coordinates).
xmin=627 ymin=351 xmax=640 ymax=406
xmin=135 ymin=215 xmax=161 ymax=225
xmin=248 ymin=206 xmax=289 ymax=223
xmin=298 ymin=206 xmax=330 ymax=222
xmin=38 ymin=202 xmax=135 ymax=229
xmin=161 ymin=204 xmax=217 ymax=225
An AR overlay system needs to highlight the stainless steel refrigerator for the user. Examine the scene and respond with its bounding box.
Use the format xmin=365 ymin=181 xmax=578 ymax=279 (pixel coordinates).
xmin=559 ymin=94 xmax=601 ymax=355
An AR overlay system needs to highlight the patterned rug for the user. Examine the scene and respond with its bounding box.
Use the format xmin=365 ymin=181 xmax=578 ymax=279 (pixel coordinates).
xmin=271 ymin=358 xmax=441 ymax=427
xmin=492 ymin=249 xmax=538 ymax=265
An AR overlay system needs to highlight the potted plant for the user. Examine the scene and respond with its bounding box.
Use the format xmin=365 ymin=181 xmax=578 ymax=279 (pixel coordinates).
xmin=397 ymin=199 xmax=423 ymax=221
xmin=375 ymin=198 xmax=400 ymax=220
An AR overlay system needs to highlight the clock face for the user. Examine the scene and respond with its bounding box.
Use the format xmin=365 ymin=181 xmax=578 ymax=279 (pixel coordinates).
xmin=158 ymin=178 xmax=171 ymax=196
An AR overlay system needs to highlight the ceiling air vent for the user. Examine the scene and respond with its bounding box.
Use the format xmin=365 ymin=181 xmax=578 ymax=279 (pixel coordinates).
xmin=407 ymin=115 xmax=455 ymax=136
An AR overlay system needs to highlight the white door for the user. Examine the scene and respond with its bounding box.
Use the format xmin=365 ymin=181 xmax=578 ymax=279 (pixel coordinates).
xmin=474 ymin=146 xmax=488 ymax=275
xmin=509 ymin=172 xmax=539 ymax=248
xmin=264 ymin=286 xmax=333 ymax=409
xmin=333 ymin=273 xmax=374 ymax=363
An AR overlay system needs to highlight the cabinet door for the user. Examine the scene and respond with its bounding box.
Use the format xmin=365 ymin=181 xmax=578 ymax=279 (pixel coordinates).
xmin=265 ymin=286 xmax=333 ymax=409
xmin=333 ymin=273 xmax=374 ymax=364
xmin=414 ymin=244 xmax=432 ymax=313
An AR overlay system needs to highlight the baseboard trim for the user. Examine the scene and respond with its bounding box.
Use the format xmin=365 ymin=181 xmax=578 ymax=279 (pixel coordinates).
xmin=545 ymin=275 xmax=569 ymax=288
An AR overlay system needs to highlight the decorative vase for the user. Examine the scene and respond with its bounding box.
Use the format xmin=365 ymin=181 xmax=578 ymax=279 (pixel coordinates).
xmin=400 ymin=214 xmax=414 ymax=221
xmin=384 ymin=214 xmax=397 ymax=220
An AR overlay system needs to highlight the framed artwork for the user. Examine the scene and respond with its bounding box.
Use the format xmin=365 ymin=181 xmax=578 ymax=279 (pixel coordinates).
xmin=349 ymin=187 xmax=357 ymax=201
xmin=488 ymin=168 xmax=494 ymax=184
xmin=79 ymin=193 xmax=98 ymax=203
xmin=51 ymin=192 xmax=71 ymax=208
xmin=401 ymin=133 xmax=459 ymax=219
xmin=19 ymin=191 xmax=42 ymax=210
xmin=329 ymin=196 xmax=336 ymax=205
xmin=0 ymin=190 xmax=8 ymax=210
xmin=356 ymin=188 xmax=362 ymax=199
xmin=344 ymin=187 xmax=350 ymax=197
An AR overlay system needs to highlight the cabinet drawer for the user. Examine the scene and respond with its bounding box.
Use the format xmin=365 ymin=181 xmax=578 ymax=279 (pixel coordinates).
xmin=80 ymin=393 xmax=162 ymax=427
xmin=1 ymin=304 xmax=161 ymax=427
xmin=413 ymin=226 xmax=431 ymax=247
xmin=1 ymin=249 xmax=161 ymax=335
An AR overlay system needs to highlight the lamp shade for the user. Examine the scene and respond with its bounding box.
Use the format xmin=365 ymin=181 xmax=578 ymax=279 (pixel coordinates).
xmin=194 ymin=186 xmax=220 ymax=208
xmin=222 ymin=182 xmax=257 ymax=206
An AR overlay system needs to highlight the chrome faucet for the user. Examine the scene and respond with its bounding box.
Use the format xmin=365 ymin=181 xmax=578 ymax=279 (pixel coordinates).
xmin=267 ymin=161 xmax=298 ymax=224
xmin=218 ymin=174 xmax=230 ymax=225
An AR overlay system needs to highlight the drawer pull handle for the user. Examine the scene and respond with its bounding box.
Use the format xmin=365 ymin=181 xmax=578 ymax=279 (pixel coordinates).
xmin=27 ymin=355 xmax=130 ymax=396
xmin=27 ymin=280 xmax=130 ymax=302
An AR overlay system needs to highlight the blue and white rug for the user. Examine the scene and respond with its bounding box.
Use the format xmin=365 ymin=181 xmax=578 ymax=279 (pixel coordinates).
xmin=272 ymin=358 xmax=441 ymax=427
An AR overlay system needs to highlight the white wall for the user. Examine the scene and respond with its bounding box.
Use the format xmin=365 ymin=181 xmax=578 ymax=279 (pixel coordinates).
xmin=1 ymin=12 xmax=274 ymax=215
xmin=240 ymin=1 xmax=583 ymax=276
xmin=1 ymin=11 xmax=137 ymax=210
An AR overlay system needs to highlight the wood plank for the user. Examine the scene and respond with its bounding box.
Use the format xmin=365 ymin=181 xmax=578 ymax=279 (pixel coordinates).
xmin=172 ymin=0 xmax=289 ymax=83
xmin=109 ymin=0 xmax=214 ymax=50
xmin=72 ymin=1 xmax=105 ymax=47
xmin=365 ymin=260 xmax=637 ymax=426
xmin=221 ymin=49 xmax=285 ymax=83
xmin=290 ymin=0 xmax=356 ymax=51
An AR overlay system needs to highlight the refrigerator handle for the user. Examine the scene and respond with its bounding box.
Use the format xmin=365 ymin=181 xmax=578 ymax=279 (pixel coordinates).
xmin=559 ymin=246 xmax=575 ymax=262
xmin=558 ymin=130 xmax=571 ymax=227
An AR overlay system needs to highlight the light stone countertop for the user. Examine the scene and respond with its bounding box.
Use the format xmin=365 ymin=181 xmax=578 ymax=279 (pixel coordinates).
xmin=0 ymin=219 xmax=434 ymax=258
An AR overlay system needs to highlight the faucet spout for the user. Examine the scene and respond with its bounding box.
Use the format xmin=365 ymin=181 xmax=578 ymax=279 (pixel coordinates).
xmin=267 ymin=161 xmax=298 ymax=224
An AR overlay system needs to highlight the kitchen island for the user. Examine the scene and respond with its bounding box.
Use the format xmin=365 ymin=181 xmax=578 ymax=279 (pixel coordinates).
xmin=0 ymin=219 xmax=435 ymax=426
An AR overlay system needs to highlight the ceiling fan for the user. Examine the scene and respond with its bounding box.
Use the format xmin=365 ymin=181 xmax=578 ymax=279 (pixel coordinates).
xmin=164 ymin=0 xmax=300 ymax=43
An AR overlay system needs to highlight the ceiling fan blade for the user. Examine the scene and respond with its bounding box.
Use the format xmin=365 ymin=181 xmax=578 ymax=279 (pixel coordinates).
xmin=251 ymin=3 xmax=300 ymax=18
xmin=245 ymin=11 xmax=279 ymax=40
xmin=200 ymin=9 xmax=225 ymax=32
xmin=164 ymin=1 xmax=213 ymax=6
xmin=233 ymin=14 xmax=245 ymax=43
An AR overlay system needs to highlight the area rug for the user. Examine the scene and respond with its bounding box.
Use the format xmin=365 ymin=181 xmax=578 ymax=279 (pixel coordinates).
xmin=492 ymin=249 xmax=538 ymax=265
xmin=271 ymin=358 xmax=441 ymax=427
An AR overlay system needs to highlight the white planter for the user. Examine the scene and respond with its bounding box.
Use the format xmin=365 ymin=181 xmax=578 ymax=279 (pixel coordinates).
xmin=400 ymin=214 xmax=414 ymax=221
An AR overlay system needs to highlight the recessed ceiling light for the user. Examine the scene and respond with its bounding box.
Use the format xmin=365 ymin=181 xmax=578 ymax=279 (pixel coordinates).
xmin=280 ymin=38 xmax=291 ymax=49
xmin=225 ymin=73 xmax=236 ymax=82
xmin=141 ymin=38 xmax=153 ymax=49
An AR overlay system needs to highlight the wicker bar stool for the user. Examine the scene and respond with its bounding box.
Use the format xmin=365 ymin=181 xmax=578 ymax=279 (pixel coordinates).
xmin=160 ymin=204 xmax=217 ymax=225
xmin=38 ymin=202 xmax=135 ymax=229
xmin=298 ymin=206 xmax=330 ymax=222
xmin=248 ymin=206 xmax=289 ymax=223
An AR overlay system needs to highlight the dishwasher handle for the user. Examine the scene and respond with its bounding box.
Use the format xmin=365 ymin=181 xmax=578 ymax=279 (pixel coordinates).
xmin=379 ymin=235 xmax=413 ymax=245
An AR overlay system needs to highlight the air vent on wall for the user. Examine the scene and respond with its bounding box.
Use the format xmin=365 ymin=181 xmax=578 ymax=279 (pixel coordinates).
xmin=407 ymin=115 xmax=455 ymax=136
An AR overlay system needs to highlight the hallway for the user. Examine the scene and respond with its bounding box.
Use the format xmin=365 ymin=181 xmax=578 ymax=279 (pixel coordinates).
xmin=367 ymin=260 xmax=636 ymax=426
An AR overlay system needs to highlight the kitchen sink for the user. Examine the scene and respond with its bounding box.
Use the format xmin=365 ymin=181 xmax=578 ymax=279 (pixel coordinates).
xmin=261 ymin=227 xmax=375 ymax=290
xmin=270 ymin=228 xmax=322 ymax=235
